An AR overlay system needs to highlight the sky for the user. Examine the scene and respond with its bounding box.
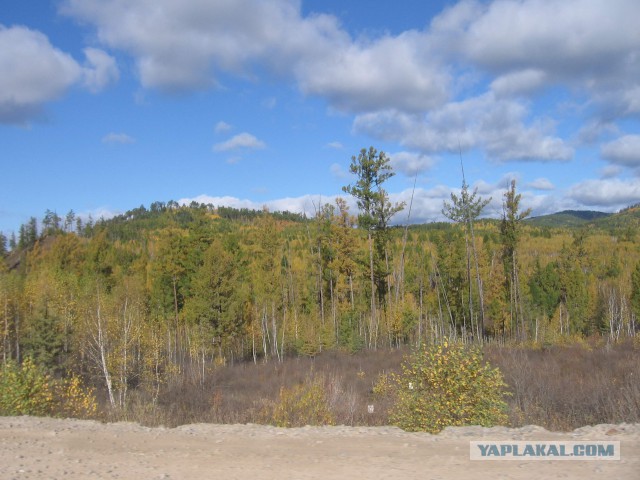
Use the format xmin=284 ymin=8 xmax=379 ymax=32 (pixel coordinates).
xmin=2 ymin=0 xmax=640 ymax=238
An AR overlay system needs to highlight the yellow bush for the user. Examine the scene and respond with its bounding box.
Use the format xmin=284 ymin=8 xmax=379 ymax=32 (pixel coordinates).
xmin=375 ymin=342 xmax=510 ymax=433
xmin=0 ymin=358 xmax=97 ymax=419
xmin=0 ymin=358 xmax=54 ymax=416
xmin=268 ymin=376 xmax=335 ymax=427
xmin=53 ymin=375 xmax=98 ymax=418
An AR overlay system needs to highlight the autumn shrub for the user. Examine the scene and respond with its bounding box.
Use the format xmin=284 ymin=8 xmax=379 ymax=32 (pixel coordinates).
xmin=0 ymin=357 xmax=97 ymax=418
xmin=52 ymin=374 xmax=98 ymax=418
xmin=375 ymin=342 xmax=510 ymax=433
xmin=0 ymin=358 xmax=54 ymax=416
xmin=264 ymin=375 xmax=335 ymax=427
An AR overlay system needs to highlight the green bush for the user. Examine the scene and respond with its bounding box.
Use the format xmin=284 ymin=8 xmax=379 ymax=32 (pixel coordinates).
xmin=374 ymin=342 xmax=510 ymax=433
xmin=0 ymin=357 xmax=96 ymax=418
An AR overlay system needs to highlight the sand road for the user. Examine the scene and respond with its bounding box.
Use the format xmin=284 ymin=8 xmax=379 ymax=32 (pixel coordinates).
xmin=0 ymin=416 xmax=638 ymax=479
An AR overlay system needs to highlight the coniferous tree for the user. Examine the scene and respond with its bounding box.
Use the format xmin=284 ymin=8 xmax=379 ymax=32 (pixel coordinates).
xmin=500 ymin=180 xmax=531 ymax=340
xmin=342 ymin=147 xmax=405 ymax=347
xmin=442 ymin=175 xmax=491 ymax=341
xmin=0 ymin=233 xmax=7 ymax=258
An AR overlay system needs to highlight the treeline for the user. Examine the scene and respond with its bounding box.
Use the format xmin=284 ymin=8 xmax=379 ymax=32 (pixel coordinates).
xmin=1 ymin=150 xmax=639 ymax=410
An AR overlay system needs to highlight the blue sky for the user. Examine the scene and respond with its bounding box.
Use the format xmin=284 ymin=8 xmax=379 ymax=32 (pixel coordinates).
xmin=2 ymin=0 xmax=640 ymax=237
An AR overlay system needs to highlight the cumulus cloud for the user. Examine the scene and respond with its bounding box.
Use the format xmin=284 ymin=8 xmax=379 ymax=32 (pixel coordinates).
xmin=389 ymin=151 xmax=436 ymax=176
xmin=354 ymin=93 xmax=573 ymax=162
xmin=600 ymin=165 xmax=622 ymax=179
xmin=0 ymin=25 xmax=80 ymax=123
xmin=213 ymin=132 xmax=266 ymax=152
xmin=600 ymin=135 xmax=640 ymax=167
xmin=60 ymin=0 xmax=341 ymax=92
xmin=60 ymin=0 xmax=449 ymax=112
xmin=568 ymin=178 xmax=640 ymax=208
xmin=527 ymin=178 xmax=555 ymax=191
xmin=431 ymin=0 xmax=640 ymax=115
xmin=0 ymin=25 xmax=117 ymax=124
xmin=82 ymin=47 xmax=119 ymax=92
xmin=56 ymin=0 xmax=638 ymax=172
xmin=435 ymin=0 xmax=639 ymax=75
xmin=490 ymin=69 xmax=547 ymax=97
xmin=102 ymin=132 xmax=135 ymax=144
xmin=295 ymin=31 xmax=450 ymax=112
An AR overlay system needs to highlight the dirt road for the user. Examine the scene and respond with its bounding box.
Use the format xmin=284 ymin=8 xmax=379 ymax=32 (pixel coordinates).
xmin=0 ymin=416 xmax=638 ymax=479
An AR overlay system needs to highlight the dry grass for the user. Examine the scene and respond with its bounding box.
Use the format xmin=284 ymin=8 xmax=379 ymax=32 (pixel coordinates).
xmin=103 ymin=340 xmax=640 ymax=431
xmin=105 ymin=348 xmax=406 ymax=428
xmin=487 ymin=340 xmax=640 ymax=431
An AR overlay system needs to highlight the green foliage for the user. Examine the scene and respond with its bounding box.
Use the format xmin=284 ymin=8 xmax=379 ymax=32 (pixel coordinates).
xmin=0 ymin=357 xmax=53 ymax=416
xmin=375 ymin=342 xmax=510 ymax=433
xmin=529 ymin=260 xmax=561 ymax=319
xmin=2 ymin=189 xmax=640 ymax=420
xmin=342 ymin=147 xmax=405 ymax=304
xmin=631 ymin=262 xmax=640 ymax=321
xmin=266 ymin=376 xmax=335 ymax=427
xmin=0 ymin=357 xmax=96 ymax=418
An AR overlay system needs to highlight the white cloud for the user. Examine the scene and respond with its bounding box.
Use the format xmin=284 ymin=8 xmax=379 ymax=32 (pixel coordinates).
xmin=354 ymin=93 xmax=573 ymax=162
xmin=214 ymin=121 xmax=233 ymax=134
xmin=0 ymin=25 xmax=81 ymax=123
xmin=438 ymin=0 xmax=639 ymax=75
xmin=82 ymin=47 xmax=119 ymax=92
xmin=0 ymin=25 xmax=117 ymax=124
xmin=490 ymin=69 xmax=547 ymax=97
xmin=55 ymin=0 xmax=640 ymax=174
xmin=213 ymin=132 xmax=266 ymax=152
xmin=600 ymin=135 xmax=640 ymax=167
xmin=389 ymin=151 xmax=435 ymax=176
xmin=102 ymin=132 xmax=135 ymax=144
xmin=576 ymin=121 xmax=619 ymax=145
xmin=60 ymin=0 xmax=449 ymax=112
xmin=60 ymin=0 xmax=341 ymax=92
xmin=568 ymin=178 xmax=640 ymax=208
xmin=295 ymin=30 xmax=450 ymax=113
xmin=431 ymin=0 xmax=640 ymax=116
xmin=600 ymin=165 xmax=622 ymax=179
xmin=329 ymin=163 xmax=349 ymax=179
xmin=326 ymin=141 xmax=343 ymax=150
xmin=527 ymin=178 xmax=555 ymax=191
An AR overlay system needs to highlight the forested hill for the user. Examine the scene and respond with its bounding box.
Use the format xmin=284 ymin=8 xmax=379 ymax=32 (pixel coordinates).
xmin=526 ymin=210 xmax=612 ymax=227
xmin=1 ymin=195 xmax=639 ymax=408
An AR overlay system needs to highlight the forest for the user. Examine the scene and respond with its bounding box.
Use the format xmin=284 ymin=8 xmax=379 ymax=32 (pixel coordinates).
xmin=1 ymin=148 xmax=639 ymax=429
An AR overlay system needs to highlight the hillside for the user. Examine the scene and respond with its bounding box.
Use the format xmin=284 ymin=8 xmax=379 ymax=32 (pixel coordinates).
xmin=526 ymin=209 xmax=611 ymax=227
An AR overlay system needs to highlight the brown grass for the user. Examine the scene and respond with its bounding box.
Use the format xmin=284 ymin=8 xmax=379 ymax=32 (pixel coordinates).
xmin=103 ymin=340 xmax=640 ymax=431
xmin=105 ymin=348 xmax=406 ymax=428
xmin=487 ymin=340 xmax=640 ymax=431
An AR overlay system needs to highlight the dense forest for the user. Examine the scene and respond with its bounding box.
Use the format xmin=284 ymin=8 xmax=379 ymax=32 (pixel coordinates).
xmin=1 ymin=150 xmax=640 ymax=414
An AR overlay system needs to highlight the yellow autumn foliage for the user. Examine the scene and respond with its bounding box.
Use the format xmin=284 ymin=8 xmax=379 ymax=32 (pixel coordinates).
xmin=374 ymin=342 xmax=510 ymax=433
xmin=0 ymin=357 xmax=96 ymax=419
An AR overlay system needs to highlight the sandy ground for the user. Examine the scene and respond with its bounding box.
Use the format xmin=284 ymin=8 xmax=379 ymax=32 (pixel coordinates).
xmin=0 ymin=416 xmax=638 ymax=480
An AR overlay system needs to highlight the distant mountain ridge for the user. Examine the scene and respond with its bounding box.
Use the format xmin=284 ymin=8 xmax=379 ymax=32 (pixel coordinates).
xmin=526 ymin=207 xmax=640 ymax=228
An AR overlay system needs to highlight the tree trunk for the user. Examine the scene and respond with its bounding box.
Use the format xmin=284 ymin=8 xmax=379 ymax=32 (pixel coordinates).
xmin=368 ymin=232 xmax=377 ymax=349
